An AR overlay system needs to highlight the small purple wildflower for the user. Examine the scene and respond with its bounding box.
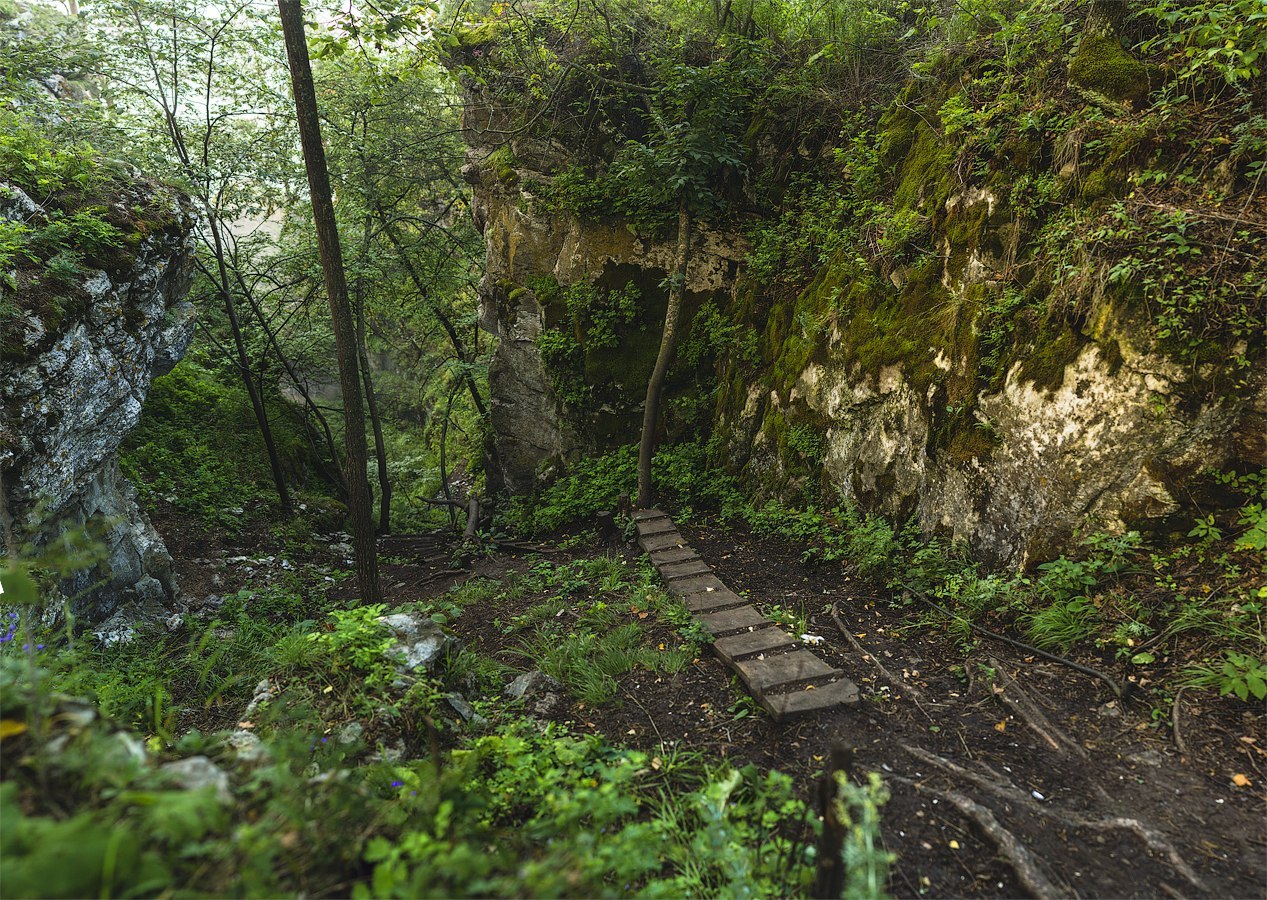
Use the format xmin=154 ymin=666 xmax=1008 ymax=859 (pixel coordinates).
xmin=391 ymin=780 xmax=404 ymax=788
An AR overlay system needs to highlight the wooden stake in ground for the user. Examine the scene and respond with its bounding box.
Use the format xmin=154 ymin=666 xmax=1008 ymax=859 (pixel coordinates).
xmin=277 ymin=0 xmax=381 ymax=604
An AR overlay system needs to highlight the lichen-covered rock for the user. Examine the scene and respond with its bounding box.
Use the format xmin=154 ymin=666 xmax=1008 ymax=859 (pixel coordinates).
xmin=0 ymin=181 xmax=196 ymax=627
xmin=760 ymin=338 xmax=1266 ymax=567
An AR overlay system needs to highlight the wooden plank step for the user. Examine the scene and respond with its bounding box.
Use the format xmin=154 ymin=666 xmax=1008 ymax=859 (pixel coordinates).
xmin=713 ymin=627 xmax=798 ymax=661
xmin=733 ymin=651 xmax=841 ymax=692
xmin=660 ymin=559 xmax=712 ymax=581
xmin=636 ymin=517 xmax=676 ymax=538
xmin=666 ymin=574 xmax=726 ymax=598
xmin=633 ymin=508 xmax=666 ymax=521
xmin=761 ymin=679 xmax=860 ymax=722
xmin=649 ymin=547 xmax=699 ymax=566
xmin=698 ymin=605 xmax=770 ymax=637
xmin=640 ymin=532 xmax=687 ymax=553
xmin=683 ymin=588 xmax=747 ymax=614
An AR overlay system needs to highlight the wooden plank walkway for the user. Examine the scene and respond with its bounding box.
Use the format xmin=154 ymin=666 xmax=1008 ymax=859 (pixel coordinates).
xmin=635 ymin=509 xmax=860 ymax=722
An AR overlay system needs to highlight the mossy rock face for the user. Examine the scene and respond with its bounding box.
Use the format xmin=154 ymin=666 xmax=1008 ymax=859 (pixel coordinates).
xmin=1068 ymin=34 xmax=1149 ymax=107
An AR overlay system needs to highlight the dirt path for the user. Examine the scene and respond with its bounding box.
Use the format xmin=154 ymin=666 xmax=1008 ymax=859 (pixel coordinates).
xmin=675 ymin=519 xmax=1267 ymax=899
xmin=158 ymin=506 xmax=1267 ymax=899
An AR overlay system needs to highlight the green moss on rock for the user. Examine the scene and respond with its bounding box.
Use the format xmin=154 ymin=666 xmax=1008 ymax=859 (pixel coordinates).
xmin=1068 ymin=33 xmax=1148 ymax=106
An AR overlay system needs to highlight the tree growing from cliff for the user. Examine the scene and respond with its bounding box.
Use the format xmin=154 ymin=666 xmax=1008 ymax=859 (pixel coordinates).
xmin=621 ymin=56 xmax=754 ymax=507
xmin=278 ymin=0 xmax=381 ymax=603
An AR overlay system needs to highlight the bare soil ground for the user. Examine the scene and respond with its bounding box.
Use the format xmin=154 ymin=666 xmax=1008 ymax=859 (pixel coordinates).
xmin=157 ymin=505 xmax=1267 ymax=899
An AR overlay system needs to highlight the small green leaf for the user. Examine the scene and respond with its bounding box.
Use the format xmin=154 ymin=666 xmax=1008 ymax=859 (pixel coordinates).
xmin=0 ymin=564 xmax=39 ymax=605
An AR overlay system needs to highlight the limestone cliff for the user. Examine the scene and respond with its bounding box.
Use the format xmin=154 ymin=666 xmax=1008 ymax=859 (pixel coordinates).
xmin=1 ymin=179 xmax=196 ymax=631
xmin=462 ymin=108 xmax=745 ymax=493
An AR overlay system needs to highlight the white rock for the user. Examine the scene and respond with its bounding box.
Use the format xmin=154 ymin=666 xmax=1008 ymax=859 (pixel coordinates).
xmin=161 ymin=756 xmax=231 ymax=803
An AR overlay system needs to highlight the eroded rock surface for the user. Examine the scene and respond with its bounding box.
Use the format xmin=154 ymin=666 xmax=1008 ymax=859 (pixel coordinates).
xmin=1 ymin=180 xmax=196 ymax=627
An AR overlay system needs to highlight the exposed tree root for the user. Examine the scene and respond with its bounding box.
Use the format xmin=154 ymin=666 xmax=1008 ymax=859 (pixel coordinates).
xmin=902 ymin=745 xmax=1207 ymax=893
xmin=830 ymin=603 xmax=932 ymax=707
xmin=990 ymin=658 xmax=1088 ymax=759
xmin=893 ymin=772 xmax=1062 ymax=900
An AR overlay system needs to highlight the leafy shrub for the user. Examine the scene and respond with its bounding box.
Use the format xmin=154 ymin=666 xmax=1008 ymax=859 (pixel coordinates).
xmin=119 ymin=362 xmax=317 ymax=529
xmin=1183 ymin=650 xmax=1267 ymax=702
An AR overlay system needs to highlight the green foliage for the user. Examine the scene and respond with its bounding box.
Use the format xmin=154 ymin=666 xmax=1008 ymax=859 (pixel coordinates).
xmin=679 ymin=300 xmax=759 ymax=368
xmin=831 ymin=771 xmax=895 ymax=900
xmin=119 ymin=362 xmax=321 ymax=530
xmin=503 ymin=557 xmax=705 ymax=704
xmin=1140 ymin=0 xmax=1267 ymax=86
xmin=535 ymin=326 xmax=591 ymax=408
xmin=1 ymin=536 xmax=856 ymax=899
xmin=1067 ymin=33 xmax=1149 ymax=105
xmin=360 ymin=723 xmax=821 ymax=899
xmin=1025 ymin=596 xmax=1101 ymax=652
xmin=0 ymin=109 xmax=109 ymax=199
xmin=0 ymin=110 xmax=125 ymax=316
xmin=310 ymin=604 xmax=395 ymax=686
xmin=1184 ymin=650 xmax=1267 ymax=702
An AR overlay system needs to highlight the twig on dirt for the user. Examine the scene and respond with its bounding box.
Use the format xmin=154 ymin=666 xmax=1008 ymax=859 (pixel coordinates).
xmin=1158 ymin=883 xmax=1187 ymax=900
xmin=830 ymin=603 xmax=932 ymax=709
xmin=620 ymin=684 xmax=665 ymax=754
xmin=1172 ymin=688 xmax=1189 ymax=758
xmin=990 ymin=659 xmax=1088 ymax=759
xmin=902 ymin=745 xmax=1207 ymax=892
xmin=902 ymin=587 xmax=1124 ymax=698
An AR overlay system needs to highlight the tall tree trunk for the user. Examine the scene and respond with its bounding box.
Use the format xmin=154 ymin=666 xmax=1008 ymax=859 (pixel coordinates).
xmin=352 ymin=214 xmax=391 ymax=533
xmin=356 ymin=300 xmax=392 ymax=534
xmin=278 ymin=0 xmax=381 ymax=604
xmin=637 ymin=202 xmax=692 ymax=509
xmin=358 ymin=340 xmax=391 ymax=533
xmin=209 ymin=222 xmax=292 ymax=512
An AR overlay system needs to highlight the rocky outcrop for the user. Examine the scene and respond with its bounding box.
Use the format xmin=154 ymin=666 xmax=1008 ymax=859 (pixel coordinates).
xmin=734 ymin=337 xmax=1266 ymax=567
xmin=1 ymin=181 xmax=196 ymax=630
xmin=462 ymin=112 xmax=744 ymax=493
xmin=455 ymin=43 xmax=1264 ymax=567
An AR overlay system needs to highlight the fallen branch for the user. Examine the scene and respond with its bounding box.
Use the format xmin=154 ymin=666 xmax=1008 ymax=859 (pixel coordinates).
xmin=492 ymin=540 xmax=561 ymax=555
xmin=903 ymin=745 xmax=1031 ymax=804
xmin=462 ymin=496 xmax=480 ymax=542
xmin=929 ymin=785 xmax=1061 ymax=900
xmin=830 ymin=603 xmax=932 ymax=706
xmin=1081 ymin=818 xmax=1206 ymax=892
xmin=902 ymin=587 xmax=1124 ymax=698
xmin=991 ymin=658 xmax=1088 ymax=759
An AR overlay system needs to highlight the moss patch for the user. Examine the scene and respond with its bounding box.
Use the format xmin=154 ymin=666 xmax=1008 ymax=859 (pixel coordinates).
xmin=1068 ymin=33 xmax=1148 ymax=107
